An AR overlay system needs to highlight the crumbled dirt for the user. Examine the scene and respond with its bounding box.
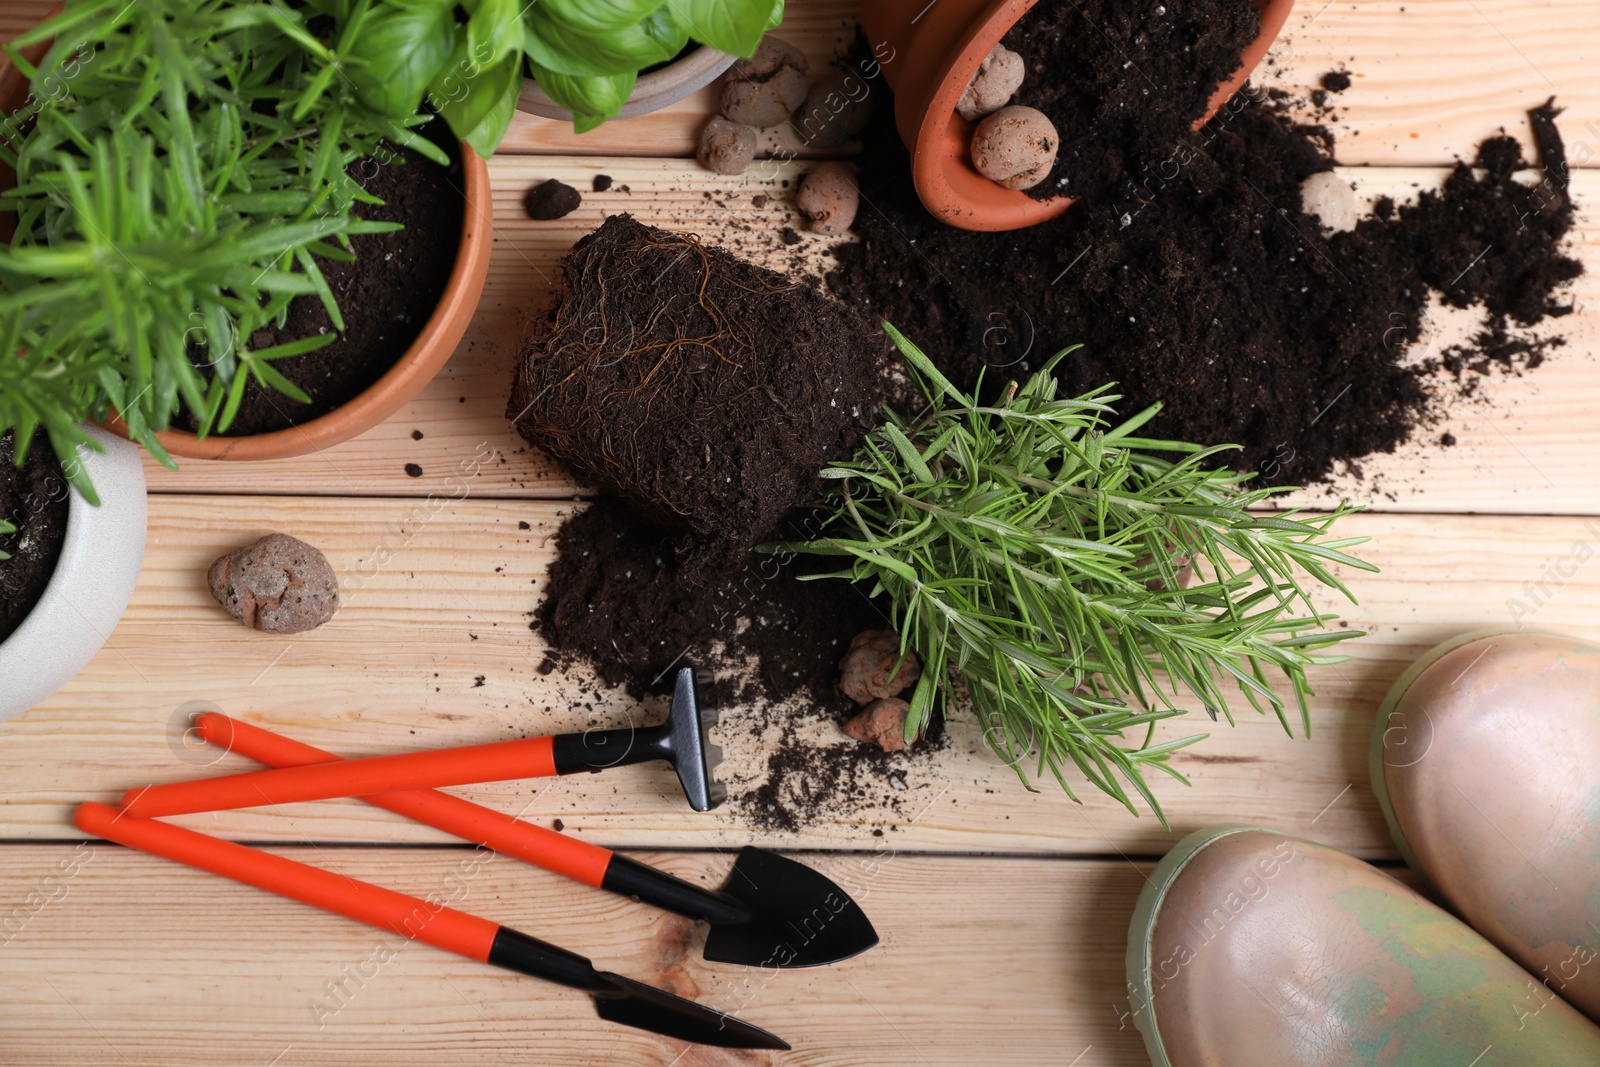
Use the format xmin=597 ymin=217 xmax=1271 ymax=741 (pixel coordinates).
xmin=525 ymin=179 xmax=582 ymax=220
xmin=1003 ymin=0 xmax=1261 ymax=203
xmin=507 ymin=213 xmax=892 ymax=568
xmin=0 ymin=432 xmax=70 ymax=643
xmin=827 ymin=73 xmax=1581 ymax=486
xmin=194 ymin=120 xmax=463 ymax=437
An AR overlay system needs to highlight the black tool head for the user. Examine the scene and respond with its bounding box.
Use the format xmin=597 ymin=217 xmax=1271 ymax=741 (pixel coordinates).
xmin=704 ymin=846 xmax=881 ymax=968
xmin=663 ymin=666 xmax=725 ymax=812
xmin=591 ymin=970 xmax=789 ymax=1050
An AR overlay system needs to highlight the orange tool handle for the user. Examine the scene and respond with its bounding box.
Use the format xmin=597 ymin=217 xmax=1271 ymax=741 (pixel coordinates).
xmin=193 ymin=712 xmax=613 ymax=889
xmin=73 ymin=802 xmax=498 ymax=962
xmin=120 ymin=733 xmax=559 ymax=819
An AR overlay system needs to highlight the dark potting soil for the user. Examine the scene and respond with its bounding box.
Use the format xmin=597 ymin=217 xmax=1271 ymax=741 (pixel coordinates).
xmin=507 ymin=213 xmax=892 ymax=567
xmin=1002 ymin=0 xmax=1260 ymax=204
xmin=525 ymin=179 xmax=582 ymax=220
xmin=536 ymin=496 xmax=951 ymax=832
xmin=827 ymin=73 xmax=1581 ymax=485
xmin=0 ymin=432 xmax=70 ymax=644
xmin=194 ymin=120 xmax=464 ymax=437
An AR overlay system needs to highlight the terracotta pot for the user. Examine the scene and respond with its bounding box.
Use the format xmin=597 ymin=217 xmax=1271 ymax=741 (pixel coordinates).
xmin=862 ymin=0 xmax=1296 ymax=232
xmin=517 ymin=46 xmax=738 ymax=123
xmin=0 ymin=33 xmax=493 ymax=461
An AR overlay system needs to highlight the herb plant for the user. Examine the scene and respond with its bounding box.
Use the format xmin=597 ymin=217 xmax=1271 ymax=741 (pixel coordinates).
xmin=1 ymin=0 xmax=439 ymax=499
xmin=346 ymin=0 xmax=785 ymax=140
xmin=782 ymin=325 xmax=1377 ymax=823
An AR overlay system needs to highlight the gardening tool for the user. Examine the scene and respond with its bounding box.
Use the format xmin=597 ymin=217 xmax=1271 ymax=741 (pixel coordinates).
xmin=122 ymin=667 xmax=725 ymax=815
xmin=189 ymin=710 xmax=879 ymax=968
xmin=73 ymin=802 xmax=789 ymax=1050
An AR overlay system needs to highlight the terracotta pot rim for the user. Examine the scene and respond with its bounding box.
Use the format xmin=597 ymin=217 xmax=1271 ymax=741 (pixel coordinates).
xmin=516 ymin=45 xmax=738 ymax=122
xmin=875 ymin=0 xmax=1298 ymax=232
xmin=113 ymin=142 xmax=492 ymax=461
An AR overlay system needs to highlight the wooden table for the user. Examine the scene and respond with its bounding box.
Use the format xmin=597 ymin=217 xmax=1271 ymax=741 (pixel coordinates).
xmin=2 ymin=2 xmax=1596 ymax=1064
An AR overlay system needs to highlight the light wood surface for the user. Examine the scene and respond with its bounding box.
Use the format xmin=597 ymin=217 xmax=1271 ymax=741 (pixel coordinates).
xmin=3 ymin=0 xmax=1598 ymax=1064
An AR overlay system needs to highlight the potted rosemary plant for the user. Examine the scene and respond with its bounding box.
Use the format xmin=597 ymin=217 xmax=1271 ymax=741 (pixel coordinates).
xmin=0 ymin=0 xmax=491 ymax=465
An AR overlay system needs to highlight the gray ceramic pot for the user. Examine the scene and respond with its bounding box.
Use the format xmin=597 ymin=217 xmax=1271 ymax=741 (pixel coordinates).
xmin=0 ymin=426 xmax=148 ymax=724
xmin=517 ymin=46 xmax=738 ymax=122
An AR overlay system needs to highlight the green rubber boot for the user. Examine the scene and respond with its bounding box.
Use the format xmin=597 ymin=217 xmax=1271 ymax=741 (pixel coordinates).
xmin=1126 ymin=826 xmax=1600 ymax=1066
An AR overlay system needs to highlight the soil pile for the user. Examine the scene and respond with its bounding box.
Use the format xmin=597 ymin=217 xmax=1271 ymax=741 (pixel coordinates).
xmin=0 ymin=432 xmax=70 ymax=643
xmin=1004 ymin=0 xmax=1261 ymax=204
xmin=509 ymin=213 xmax=891 ymax=565
xmin=828 ymin=77 xmax=1581 ymax=485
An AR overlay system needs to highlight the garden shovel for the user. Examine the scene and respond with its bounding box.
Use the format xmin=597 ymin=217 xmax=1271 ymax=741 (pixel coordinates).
xmin=186 ymin=710 xmax=879 ymax=969
xmin=73 ymin=802 xmax=788 ymax=1050
xmin=121 ymin=668 xmax=725 ymax=813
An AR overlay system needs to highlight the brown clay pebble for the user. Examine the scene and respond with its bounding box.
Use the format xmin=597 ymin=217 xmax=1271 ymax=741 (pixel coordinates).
xmin=838 ymin=629 xmax=921 ymax=705
xmin=720 ymin=35 xmax=809 ymax=128
xmin=697 ymin=117 xmax=757 ymax=175
xmin=524 ymin=179 xmax=582 ymax=221
xmin=794 ymin=70 xmax=873 ymax=148
xmin=208 ymin=533 xmax=339 ymax=635
xmin=843 ymin=697 xmax=912 ymax=753
xmin=796 ymin=162 xmax=858 ymax=235
xmin=970 ymin=105 xmax=1057 ymax=190
xmin=956 ymin=43 xmax=1025 ymax=122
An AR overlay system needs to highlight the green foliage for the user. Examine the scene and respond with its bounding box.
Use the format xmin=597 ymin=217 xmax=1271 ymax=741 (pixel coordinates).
xmin=779 ymin=325 xmax=1377 ymax=824
xmin=0 ymin=517 xmax=12 ymax=561
xmin=263 ymin=0 xmax=787 ymax=146
xmin=1 ymin=0 xmax=429 ymax=499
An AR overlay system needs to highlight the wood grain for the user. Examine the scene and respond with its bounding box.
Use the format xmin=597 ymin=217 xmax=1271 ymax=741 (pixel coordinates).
xmin=12 ymin=496 xmax=1600 ymax=858
xmin=0 ymin=844 xmax=1162 ymax=1067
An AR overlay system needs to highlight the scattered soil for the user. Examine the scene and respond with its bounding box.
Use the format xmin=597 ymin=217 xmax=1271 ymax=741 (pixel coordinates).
xmin=525 ymin=179 xmax=582 ymax=220
xmin=536 ymin=497 xmax=889 ymax=709
xmin=592 ymin=174 xmax=613 ymax=193
xmin=507 ymin=213 xmax=891 ymax=567
xmin=190 ymin=120 xmax=464 ymax=437
xmin=0 ymin=432 xmax=70 ymax=644
xmin=827 ymin=70 xmax=1581 ymax=485
xmin=1003 ymin=0 xmax=1260 ymax=203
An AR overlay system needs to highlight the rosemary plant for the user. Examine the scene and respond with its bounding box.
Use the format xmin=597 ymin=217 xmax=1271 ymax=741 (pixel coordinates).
xmin=781 ymin=325 xmax=1376 ymax=822
xmin=0 ymin=0 xmax=437 ymax=499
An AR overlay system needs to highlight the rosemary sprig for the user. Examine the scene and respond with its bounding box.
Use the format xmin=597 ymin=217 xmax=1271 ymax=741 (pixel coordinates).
xmin=779 ymin=324 xmax=1376 ymax=823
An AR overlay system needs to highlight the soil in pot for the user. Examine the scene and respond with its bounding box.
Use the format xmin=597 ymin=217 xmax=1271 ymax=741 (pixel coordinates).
xmin=507 ymin=213 xmax=893 ymax=569
xmin=827 ymin=65 xmax=1582 ymax=487
xmin=183 ymin=119 xmax=465 ymax=436
xmin=1002 ymin=0 xmax=1261 ymax=204
xmin=0 ymin=432 xmax=69 ymax=644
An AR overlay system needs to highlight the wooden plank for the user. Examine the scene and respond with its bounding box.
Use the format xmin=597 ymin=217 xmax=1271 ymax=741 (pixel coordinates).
xmin=12 ymin=496 xmax=1600 ymax=856
xmin=141 ymin=159 xmax=1600 ymax=518
xmin=0 ymin=845 xmax=1163 ymax=1066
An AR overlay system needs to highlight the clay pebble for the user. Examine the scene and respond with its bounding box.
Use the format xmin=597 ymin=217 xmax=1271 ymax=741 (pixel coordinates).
xmin=524 ymin=179 xmax=582 ymax=220
xmin=1300 ymin=171 xmax=1360 ymax=233
xmin=843 ymin=697 xmax=912 ymax=753
xmin=796 ymin=162 xmax=859 ymax=235
xmin=795 ymin=69 xmax=873 ymax=148
xmin=697 ymin=117 xmax=757 ymax=175
xmin=208 ymin=533 xmax=340 ymax=635
xmin=971 ymin=105 xmax=1058 ymax=190
xmin=838 ymin=629 xmax=921 ymax=705
xmin=956 ymin=43 xmax=1025 ymax=122
xmin=720 ymin=35 xmax=809 ymax=129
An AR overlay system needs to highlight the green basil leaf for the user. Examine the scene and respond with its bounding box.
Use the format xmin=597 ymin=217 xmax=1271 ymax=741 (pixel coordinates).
xmin=345 ymin=1 xmax=458 ymax=120
xmin=521 ymin=8 xmax=682 ymax=77
xmin=463 ymin=0 xmax=522 ymax=70
xmin=433 ymin=52 xmax=521 ymax=147
xmin=528 ymin=62 xmax=637 ymax=130
xmin=457 ymin=65 xmax=522 ymax=158
xmin=664 ymin=0 xmax=778 ymax=57
xmin=536 ymin=0 xmax=669 ymax=35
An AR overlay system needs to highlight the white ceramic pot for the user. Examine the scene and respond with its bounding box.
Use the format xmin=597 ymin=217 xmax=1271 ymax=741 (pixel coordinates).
xmin=0 ymin=426 xmax=148 ymax=724
xmin=517 ymin=46 xmax=738 ymax=122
